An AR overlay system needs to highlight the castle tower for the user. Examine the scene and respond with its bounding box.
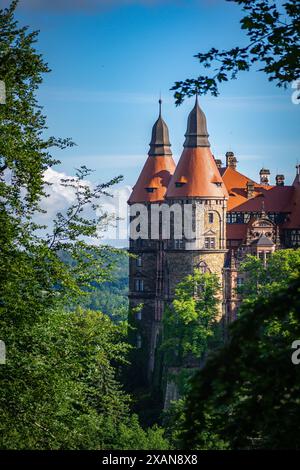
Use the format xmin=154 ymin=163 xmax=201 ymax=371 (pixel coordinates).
xmin=128 ymin=100 xmax=176 ymax=386
xmin=165 ymin=96 xmax=228 ymax=310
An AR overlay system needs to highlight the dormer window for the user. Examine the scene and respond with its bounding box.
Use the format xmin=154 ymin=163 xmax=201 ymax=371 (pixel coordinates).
xmin=212 ymin=178 xmax=222 ymax=187
xmin=175 ymin=176 xmax=187 ymax=188
xmin=145 ymin=177 xmax=159 ymax=193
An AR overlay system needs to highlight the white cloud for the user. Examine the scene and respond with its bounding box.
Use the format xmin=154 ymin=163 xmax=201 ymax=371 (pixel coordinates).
xmin=37 ymin=167 xmax=131 ymax=246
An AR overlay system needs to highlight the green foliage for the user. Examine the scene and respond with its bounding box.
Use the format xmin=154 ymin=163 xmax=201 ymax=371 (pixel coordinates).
xmin=0 ymin=307 xmax=168 ymax=449
xmin=82 ymin=249 xmax=129 ymax=322
xmin=181 ymin=252 xmax=300 ymax=450
xmin=172 ymin=0 xmax=300 ymax=103
xmin=162 ymin=399 xmax=186 ymax=449
xmin=161 ymin=270 xmax=221 ymax=366
xmin=239 ymin=249 xmax=300 ymax=300
xmin=0 ymin=2 xmax=167 ymax=450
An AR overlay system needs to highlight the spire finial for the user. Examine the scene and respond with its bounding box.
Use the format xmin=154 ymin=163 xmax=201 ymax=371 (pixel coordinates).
xmin=148 ymin=98 xmax=172 ymax=157
xmin=184 ymin=95 xmax=210 ymax=148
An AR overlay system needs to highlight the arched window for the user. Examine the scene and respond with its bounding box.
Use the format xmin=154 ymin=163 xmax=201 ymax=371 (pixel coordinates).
xmin=198 ymin=261 xmax=209 ymax=274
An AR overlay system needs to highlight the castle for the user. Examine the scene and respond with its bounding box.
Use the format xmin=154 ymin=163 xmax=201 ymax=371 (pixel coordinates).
xmin=127 ymin=97 xmax=300 ymax=391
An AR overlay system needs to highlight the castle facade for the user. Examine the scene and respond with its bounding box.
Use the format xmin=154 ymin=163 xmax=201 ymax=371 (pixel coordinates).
xmin=127 ymin=98 xmax=300 ymax=388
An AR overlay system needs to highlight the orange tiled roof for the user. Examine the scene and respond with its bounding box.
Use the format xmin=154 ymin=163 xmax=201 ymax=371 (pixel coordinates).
xmin=220 ymin=166 xmax=256 ymax=191
xmin=128 ymin=155 xmax=176 ymax=204
xmin=166 ymin=147 xmax=228 ymax=199
xmin=229 ymin=185 xmax=294 ymax=212
xmin=221 ymin=166 xmax=294 ymax=212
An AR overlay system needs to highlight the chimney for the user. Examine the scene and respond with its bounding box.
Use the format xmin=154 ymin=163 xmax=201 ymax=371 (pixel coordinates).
xmin=259 ymin=168 xmax=270 ymax=185
xmin=275 ymin=174 xmax=285 ymax=186
xmin=246 ymin=181 xmax=255 ymax=199
xmin=215 ymin=159 xmax=222 ymax=169
xmin=226 ymin=151 xmax=237 ymax=170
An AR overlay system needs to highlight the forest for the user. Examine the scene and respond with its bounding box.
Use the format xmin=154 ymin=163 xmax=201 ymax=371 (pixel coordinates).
xmin=0 ymin=0 xmax=300 ymax=451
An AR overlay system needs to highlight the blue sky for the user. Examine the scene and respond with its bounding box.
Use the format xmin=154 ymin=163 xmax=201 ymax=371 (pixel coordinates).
xmin=8 ymin=0 xmax=300 ymax=187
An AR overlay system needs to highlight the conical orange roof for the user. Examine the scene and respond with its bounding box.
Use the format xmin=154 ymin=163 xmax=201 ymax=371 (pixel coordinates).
xmin=166 ymin=98 xmax=228 ymax=199
xmin=128 ymin=101 xmax=176 ymax=204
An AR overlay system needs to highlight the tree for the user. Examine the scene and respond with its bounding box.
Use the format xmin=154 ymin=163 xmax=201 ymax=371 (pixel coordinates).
xmin=82 ymin=249 xmax=129 ymax=322
xmin=0 ymin=2 xmax=168 ymax=449
xmin=161 ymin=270 xmax=222 ymax=367
xmin=0 ymin=307 xmax=169 ymax=449
xmin=159 ymin=270 xmax=221 ymax=403
xmin=181 ymin=253 xmax=300 ymax=450
xmin=159 ymin=270 xmax=222 ymax=442
xmin=239 ymin=248 xmax=300 ymax=300
xmin=172 ymin=0 xmax=300 ymax=104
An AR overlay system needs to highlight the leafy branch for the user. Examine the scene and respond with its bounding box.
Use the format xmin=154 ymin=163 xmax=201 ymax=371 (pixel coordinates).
xmin=172 ymin=0 xmax=300 ymax=104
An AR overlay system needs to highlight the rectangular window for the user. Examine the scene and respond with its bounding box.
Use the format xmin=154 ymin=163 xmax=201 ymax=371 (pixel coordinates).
xmin=134 ymin=279 xmax=144 ymax=292
xmin=136 ymin=255 xmax=142 ymax=267
xmin=237 ymin=277 xmax=244 ymax=287
xmin=136 ymin=309 xmax=142 ymax=320
xmin=174 ymin=239 xmax=184 ymax=249
xmin=208 ymin=212 xmax=214 ymax=223
xmin=205 ymin=237 xmax=215 ymax=249
xmin=236 ymin=212 xmax=244 ymax=223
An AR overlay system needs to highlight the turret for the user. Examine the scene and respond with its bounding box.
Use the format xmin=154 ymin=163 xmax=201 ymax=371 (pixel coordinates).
xmin=166 ymin=96 xmax=228 ymax=200
xmin=128 ymin=100 xmax=175 ymax=387
xmin=293 ymin=164 xmax=300 ymax=186
xmin=128 ymin=99 xmax=175 ymax=204
xmin=165 ymin=96 xmax=228 ymax=319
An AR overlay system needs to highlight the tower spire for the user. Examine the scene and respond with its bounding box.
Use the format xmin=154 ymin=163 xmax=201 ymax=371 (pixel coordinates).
xmin=148 ymin=98 xmax=172 ymax=156
xmin=293 ymin=163 xmax=300 ymax=185
xmin=128 ymin=101 xmax=175 ymax=204
xmin=184 ymin=95 xmax=210 ymax=148
xmin=166 ymin=97 xmax=228 ymax=199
